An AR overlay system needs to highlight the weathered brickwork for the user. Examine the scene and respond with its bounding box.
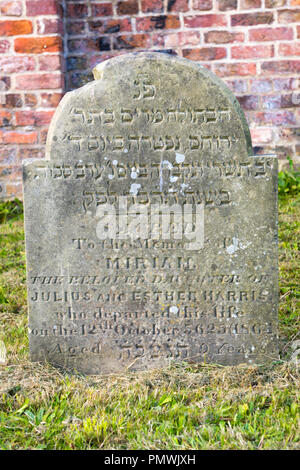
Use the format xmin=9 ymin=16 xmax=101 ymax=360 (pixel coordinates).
xmin=1 ymin=0 xmax=300 ymax=199
xmin=0 ymin=0 xmax=64 ymax=198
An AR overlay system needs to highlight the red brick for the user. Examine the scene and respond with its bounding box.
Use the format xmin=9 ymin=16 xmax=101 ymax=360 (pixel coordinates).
xmin=217 ymin=0 xmax=237 ymax=10
xmin=40 ymin=92 xmax=63 ymax=108
xmin=232 ymin=45 xmax=274 ymax=59
xmin=5 ymin=182 xmax=23 ymax=199
xmin=204 ymin=30 xmax=244 ymax=43
xmin=0 ymin=111 xmax=12 ymax=126
xmin=273 ymin=78 xmax=297 ymax=91
xmin=3 ymin=166 xmax=23 ymax=183
xmin=0 ymin=56 xmax=35 ymax=73
xmin=161 ymin=15 xmax=182 ymax=29
xmin=279 ymin=44 xmax=300 ymax=57
xmin=0 ymin=40 xmax=10 ymax=54
xmin=68 ymin=38 xmax=100 ymax=53
xmin=24 ymin=94 xmax=38 ymax=107
xmin=184 ymin=15 xmax=227 ymax=28
xmin=0 ymin=93 xmax=22 ymax=108
xmin=136 ymin=16 xmax=180 ymax=32
xmin=164 ymin=31 xmax=200 ymax=47
xmin=38 ymin=55 xmax=62 ymax=71
xmin=250 ymin=79 xmax=272 ymax=93
xmin=26 ymin=0 xmax=60 ymax=16
xmin=263 ymin=94 xmax=299 ymax=110
xmin=88 ymin=53 xmax=120 ymax=69
xmin=113 ymin=34 xmax=151 ymax=49
xmin=0 ymin=147 xmax=16 ymax=165
xmin=116 ymin=0 xmax=138 ymax=15
xmin=254 ymin=146 xmax=294 ymax=161
xmin=167 ymin=0 xmax=189 ymax=11
xmin=37 ymin=18 xmax=63 ymax=35
xmin=151 ymin=33 xmax=167 ymax=47
xmin=15 ymin=37 xmax=62 ymax=54
xmin=278 ymin=127 xmax=300 ymax=142
xmin=182 ymin=47 xmax=227 ymax=61
xmin=98 ymin=37 xmax=112 ymax=51
xmin=0 ymin=77 xmax=11 ymax=91
xmin=231 ymin=13 xmax=274 ymax=27
xmin=253 ymin=111 xmax=296 ymax=126
xmin=18 ymin=147 xmax=44 ymax=160
xmin=89 ymin=18 xmax=132 ymax=34
xmin=237 ymin=95 xmax=259 ymax=110
xmin=201 ymin=64 xmax=212 ymax=71
xmin=91 ymin=3 xmax=113 ymax=16
xmin=265 ymin=0 xmax=286 ymax=6
xmin=225 ymin=79 xmax=248 ymax=93
xmin=261 ymin=95 xmax=281 ymax=110
xmin=16 ymin=73 xmax=63 ymax=90
xmin=261 ymin=61 xmax=300 ymax=74
xmin=0 ymin=1 xmax=23 ymax=16
xmin=275 ymin=146 xmax=295 ymax=161
xmin=14 ymin=111 xmax=35 ymax=126
xmin=249 ymin=27 xmax=293 ymax=42
xmin=192 ymin=0 xmax=213 ymax=10
xmin=214 ymin=62 xmax=256 ymax=76
xmin=240 ymin=0 xmax=261 ymax=8
xmin=39 ymin=128 xmax=49 ymax=144
xmin=278 ymin=10 xmax=300 ymax=24
xmin=141 ymin=0 xmax=164 ymax=13
xmin=0 ymin=168 xmax=13 ymax=183
xmin=280 ymin=94 xmax=300 ymax=108
xmin=15 ymin=110 xmax=55 ymax=126
xmin=0 ymin=19 xmax=32 ymax=36
xmin=66 ymin=3 xmax=88 ymax=17
xmin=67 ymin=21 xmax=86 ymax=36
xmin=67 ymin=56 xmax=87 ymax=72
xmin=250 ymin=128 xmax=273 ymax=144
xmin=0 ymin=130 xmax=38 ymax=144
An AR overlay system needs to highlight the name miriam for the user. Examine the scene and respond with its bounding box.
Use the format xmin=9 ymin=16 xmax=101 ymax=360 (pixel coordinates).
xmin=105 ymin=256 xmax=196 ymax=270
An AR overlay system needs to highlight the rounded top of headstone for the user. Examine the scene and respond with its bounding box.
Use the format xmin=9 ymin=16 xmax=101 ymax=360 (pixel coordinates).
xmin=46 ymin=52 xmax=252 ymax=162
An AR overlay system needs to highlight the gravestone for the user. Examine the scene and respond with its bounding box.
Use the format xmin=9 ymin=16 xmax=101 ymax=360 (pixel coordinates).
xmin=23 ymin=52 xmax=278 ymax=374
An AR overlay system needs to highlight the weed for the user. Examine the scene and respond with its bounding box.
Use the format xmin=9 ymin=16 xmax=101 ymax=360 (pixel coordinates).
xmin=278 ymin=158 xmax=300 ymax=197
xmin=0 ymin=200 xmax=23 ymax=224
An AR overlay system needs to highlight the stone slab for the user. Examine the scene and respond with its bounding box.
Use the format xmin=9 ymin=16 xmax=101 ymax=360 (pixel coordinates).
xmin=23 ymin=52 xmax=278 ymax=374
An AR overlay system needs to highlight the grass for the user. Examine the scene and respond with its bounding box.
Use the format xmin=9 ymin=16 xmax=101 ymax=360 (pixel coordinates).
xmin=0 ymin=176 xmax=299 ymax=450
xmin=0 ymin=362 xmax=298 ymax=450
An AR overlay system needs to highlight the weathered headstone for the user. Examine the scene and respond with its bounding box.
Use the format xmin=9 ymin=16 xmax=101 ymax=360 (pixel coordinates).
xmin=23 ymin=52 xmax=278 ymax=374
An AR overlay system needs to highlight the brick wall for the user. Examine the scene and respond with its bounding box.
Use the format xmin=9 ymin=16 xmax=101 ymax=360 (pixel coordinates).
xmin=0 ymin=0 xmax=64 ymax=199
xmin=1 ymin=0 xmax=300 ymax=200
